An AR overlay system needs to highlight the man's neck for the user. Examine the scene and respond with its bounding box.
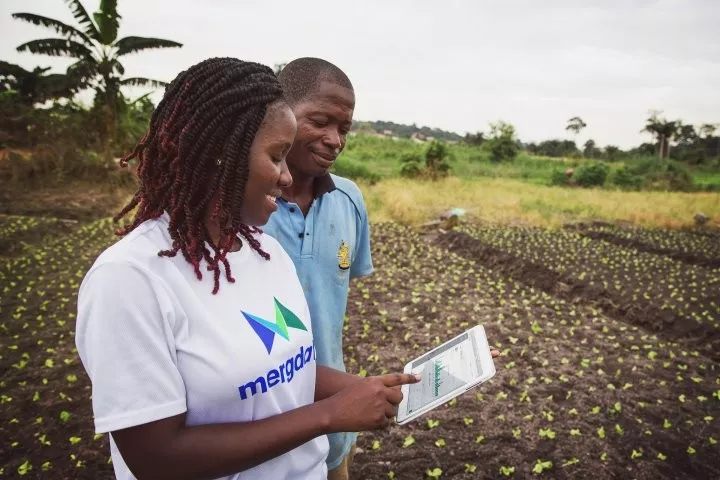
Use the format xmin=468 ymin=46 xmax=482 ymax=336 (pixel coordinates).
xmin=283 ymin=165 xmax=315 ymax=201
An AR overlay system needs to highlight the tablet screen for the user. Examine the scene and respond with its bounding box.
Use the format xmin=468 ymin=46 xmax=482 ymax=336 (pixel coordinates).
xmin=405 ymin=331 xmax=485 ymax=416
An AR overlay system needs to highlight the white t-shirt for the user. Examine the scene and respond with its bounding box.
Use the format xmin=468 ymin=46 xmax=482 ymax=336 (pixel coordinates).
xmin=75 ymin=214 xmax=329 ymax=480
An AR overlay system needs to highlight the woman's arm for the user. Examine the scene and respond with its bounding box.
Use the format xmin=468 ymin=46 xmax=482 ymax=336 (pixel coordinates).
xmin=113 ymin=401 xmax=327 ymax=480
xmin=315 ymin=365 xmax=363 ymax=401
xmin=113 ymin=372 xmax=418 ymax=480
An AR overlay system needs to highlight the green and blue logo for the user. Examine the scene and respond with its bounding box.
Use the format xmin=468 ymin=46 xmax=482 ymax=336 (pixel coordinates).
xmin=242 ymin=298 xmax=307 ymax=354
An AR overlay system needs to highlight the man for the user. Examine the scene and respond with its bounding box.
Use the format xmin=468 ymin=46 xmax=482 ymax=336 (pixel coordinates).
xmin=263 ymin=57 xmax=370 ymax=480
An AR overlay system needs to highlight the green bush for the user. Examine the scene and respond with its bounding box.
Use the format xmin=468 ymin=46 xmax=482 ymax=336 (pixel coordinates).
xmin=621 ymin=157 xmax=695 ymax=191
xmin=398 ymin=143 xmax=451 ymax=180
xmin=399 ymin=152 xmax=424 ymax=178
xmin=574 ymin=162 xmax=609 ymax=187
xmin=645 ymin=161 xmax=694 ymax=191
xmin=609 ymin=166 xmax=643 ymax=190
xmin=487 ymin=137 xmax=518 ymax=163
xmin=424 ymin=140 xmax=452 ymax=179
xmin=331 ymin=156 xmax=381 ymax=184
xmin=486 ymin=121 xmax=518 ymax=163
xmin=550 ymin=169 xmax=570 ymax=186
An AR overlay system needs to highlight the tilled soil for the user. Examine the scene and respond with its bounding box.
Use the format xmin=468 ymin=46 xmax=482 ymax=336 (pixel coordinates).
xmin=1 ymin=220 xmax=718 ymax=479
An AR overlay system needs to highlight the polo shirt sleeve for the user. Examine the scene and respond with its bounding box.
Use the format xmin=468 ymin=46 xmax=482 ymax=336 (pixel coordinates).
xmin=75 ymin=262 xmax=187 ymax=434
xmin=350 ymin=192 xmax=373 ymax=279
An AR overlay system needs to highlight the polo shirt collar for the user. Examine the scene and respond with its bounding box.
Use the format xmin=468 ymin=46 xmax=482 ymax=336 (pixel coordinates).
xmin=313 ymin=174 xmax=336 ymax=198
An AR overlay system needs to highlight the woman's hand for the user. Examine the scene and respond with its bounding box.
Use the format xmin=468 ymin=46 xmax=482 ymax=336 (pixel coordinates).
xmin=323 ymin=373 xmax=420 ymax=431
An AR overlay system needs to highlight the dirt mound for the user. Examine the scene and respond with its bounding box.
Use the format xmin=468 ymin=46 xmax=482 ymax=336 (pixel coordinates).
xmin=436 ymin=231 xmax=720 ymax=361
xmin=566 ymin=227 xmax=720 ymax=268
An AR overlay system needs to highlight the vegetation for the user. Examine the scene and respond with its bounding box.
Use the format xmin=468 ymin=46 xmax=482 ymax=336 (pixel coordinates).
xmin=1 ymin=4 xmax=718 ymax=479
xmin=7 ymin=0 xmax=181 ymax=160
xmin=486 ymin=121 xmax=519 ymax=163
xmin=0 ymin=61 xmax=82 ymax=105
xmin=361 ymin=177 xmax=719 ymax=228
xmin=353 ymin=120 xmax=462 ymax=142
xmin=399 ymin=140 xmax=452 ymax=180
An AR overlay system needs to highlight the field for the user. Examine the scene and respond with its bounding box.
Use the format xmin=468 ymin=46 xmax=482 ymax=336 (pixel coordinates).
xmin=362 ymin=177 xmax=720 ymax=228
xmin=0 ymin=185 xmax=718 ymax=479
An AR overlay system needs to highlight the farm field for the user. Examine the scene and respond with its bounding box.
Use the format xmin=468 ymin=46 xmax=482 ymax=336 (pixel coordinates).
xmin=0 ymin=214 xmax=718 ymax=479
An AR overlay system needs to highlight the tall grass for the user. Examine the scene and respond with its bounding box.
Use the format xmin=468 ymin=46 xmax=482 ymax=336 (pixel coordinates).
xmin=360 ymin=177 xmax=720 ymax=228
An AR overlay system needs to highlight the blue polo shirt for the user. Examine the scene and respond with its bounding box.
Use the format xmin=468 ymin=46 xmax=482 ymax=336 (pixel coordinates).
xmin=262 ymin=173 xmax=373 ymax=469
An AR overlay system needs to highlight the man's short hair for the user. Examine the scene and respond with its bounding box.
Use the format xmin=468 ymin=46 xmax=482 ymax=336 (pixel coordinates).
xmin=277 ymin=57 xmax=353 ymax=106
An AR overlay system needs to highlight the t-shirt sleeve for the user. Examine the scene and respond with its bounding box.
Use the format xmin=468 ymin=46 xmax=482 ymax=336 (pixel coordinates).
xmin=75 ymin=262 xmax=187 ymax=434
xmin=350 ymin=191 xmax=374 ymax=279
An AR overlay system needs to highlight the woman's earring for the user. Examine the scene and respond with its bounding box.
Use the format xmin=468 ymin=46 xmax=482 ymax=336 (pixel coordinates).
xmin=216 ymin=158 xmax=222 ymax=166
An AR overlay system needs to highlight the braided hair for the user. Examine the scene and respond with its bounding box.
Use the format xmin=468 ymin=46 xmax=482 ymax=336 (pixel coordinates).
xmin=115 ymin=57 xmax=283 ymax=294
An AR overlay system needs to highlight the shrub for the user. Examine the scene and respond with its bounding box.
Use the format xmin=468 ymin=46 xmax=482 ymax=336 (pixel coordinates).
xmin=399 ymin=143 xmax=451 ymax=180
xmin=399 ymin=152 xmax=423 ymax=178
xmin=332 ymin=156 xmax=381 ymax=184
xmin=425 ymin=140 xmax=452 ymax=176
xmin=485 ymin=121 xmax=519 ymax=163
xmin=644 ymin=161 xmax=694 ymax=191
xmin=550 ymin=169 xmax=570 ymax=186
xmin=609 ymin=166 xmax=643 ymax=190
xmin=622 ymin=157 xmax=695 ymax=191
xmin=574 ymin=162 xmax=609 ymax=187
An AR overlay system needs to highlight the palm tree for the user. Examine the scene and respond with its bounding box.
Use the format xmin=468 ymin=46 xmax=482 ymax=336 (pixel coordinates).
xmin=642 ymin=111 xmax=678 ymax=159
xmin=12 ymin=0 xmax=182 ymax=147
xmin=566 ymin=116 xmax=586 ymax=136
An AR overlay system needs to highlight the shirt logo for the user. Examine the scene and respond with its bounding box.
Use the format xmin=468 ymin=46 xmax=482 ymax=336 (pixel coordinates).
xmin=242 ymin=298 xmax=307 ymax=354
xmin=337 ymin=240 xmax=351 ymax=270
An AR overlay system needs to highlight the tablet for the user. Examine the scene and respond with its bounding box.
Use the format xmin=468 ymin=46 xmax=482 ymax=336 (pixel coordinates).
xmin=396 ymin=325 xmax=496 ymax=425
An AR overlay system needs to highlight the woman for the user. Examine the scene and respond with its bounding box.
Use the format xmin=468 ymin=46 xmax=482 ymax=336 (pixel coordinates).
xmin=75 ymin=57 xmax=418 ymax=480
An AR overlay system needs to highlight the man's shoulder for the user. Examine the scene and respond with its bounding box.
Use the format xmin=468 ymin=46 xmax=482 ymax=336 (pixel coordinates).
xmin=329 ymin=174 xmax=366 ymax=213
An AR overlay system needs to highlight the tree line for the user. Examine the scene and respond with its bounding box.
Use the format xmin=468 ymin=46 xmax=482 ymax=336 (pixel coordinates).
xmin=465 ymin=114 xmax=719 ymax=166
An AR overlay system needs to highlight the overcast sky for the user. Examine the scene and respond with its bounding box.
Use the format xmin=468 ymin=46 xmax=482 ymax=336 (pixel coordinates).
xmin=1 ymin=0 xmax=719 ymax=148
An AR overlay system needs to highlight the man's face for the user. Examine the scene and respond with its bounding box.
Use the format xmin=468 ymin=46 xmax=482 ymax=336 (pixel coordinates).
xmin=287 ymin=81 xmax=355 ymax=178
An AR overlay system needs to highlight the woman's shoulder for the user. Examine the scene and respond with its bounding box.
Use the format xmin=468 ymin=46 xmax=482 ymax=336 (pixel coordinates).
xmin=257 ymin=231 xmax=296 ymax=272
xmin=86 ymin=216 xmax=172 ymax=280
